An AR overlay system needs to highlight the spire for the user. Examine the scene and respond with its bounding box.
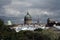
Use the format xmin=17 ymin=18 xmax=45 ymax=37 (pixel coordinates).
xmin=27 ymin=11 xmax=30 ymax=15
xmin=26 ymin=8 xmax=29 ymax=15
xmin=27 ymin=12 xmax=29 ymax=15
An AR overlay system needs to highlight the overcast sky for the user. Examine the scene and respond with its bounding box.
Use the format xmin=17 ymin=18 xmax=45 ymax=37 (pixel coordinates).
xmin=0 ymin=0 xmax=60 ymax=24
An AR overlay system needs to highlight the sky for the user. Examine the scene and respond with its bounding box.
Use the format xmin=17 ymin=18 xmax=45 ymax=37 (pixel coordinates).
xmin=0 ymin=0 xmax=60 ymax=24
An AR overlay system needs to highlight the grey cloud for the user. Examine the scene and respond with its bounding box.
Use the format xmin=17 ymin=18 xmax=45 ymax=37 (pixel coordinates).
xmin=0 ymin=0 xmax=11 ymax=16
xmin=0 ymin=0 xmax=11 ymax=7
xmin=0 ymin=0 xmax=60 ymax=24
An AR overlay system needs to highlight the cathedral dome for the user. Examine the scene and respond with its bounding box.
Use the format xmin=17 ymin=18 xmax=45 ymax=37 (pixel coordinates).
xmin=25 ymin=12 xmax=32 ymax=19
xmin=24 ymin=12 xmax=32 ymax=24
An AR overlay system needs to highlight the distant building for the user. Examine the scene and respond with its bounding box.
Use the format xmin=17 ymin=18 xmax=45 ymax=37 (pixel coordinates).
xmin=47 ymin=18 xmax=55 ymax=27
xmin=46 ymin=18 xmax=60 ymax=27
xmin=24 ymin=12 xmax=32 ymax=24
xmin=7 ymin=20 xmax=12 ymax=25
xmin=55 ymin=22 xmax=60 ymax=26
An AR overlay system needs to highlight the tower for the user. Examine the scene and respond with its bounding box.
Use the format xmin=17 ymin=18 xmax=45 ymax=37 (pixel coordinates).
xmin=37 ymin=16 xmax=40 ymax=24
xmin=24 ymin=12 xmax=32 ymax=24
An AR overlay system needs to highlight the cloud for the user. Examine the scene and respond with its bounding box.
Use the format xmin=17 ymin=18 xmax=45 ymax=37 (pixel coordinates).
xmin=28 ymin=9 xmax=53 ymax=16
xmin=11 ymin=1 xmax=32 ymax=7
xmin=3 ymin=6 xmax=20 ymax=17
xmin=0 ymin=0 xmax=60 ymax=23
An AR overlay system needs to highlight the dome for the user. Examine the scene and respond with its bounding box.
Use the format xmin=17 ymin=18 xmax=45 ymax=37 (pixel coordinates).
xmin=25 ymin=12 xmax=32 ymax=19
xmin=24 ymin=12 xmax=32 ymax=24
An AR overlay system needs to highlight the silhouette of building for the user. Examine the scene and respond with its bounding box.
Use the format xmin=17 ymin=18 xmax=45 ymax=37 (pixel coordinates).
xmin=55 ymin=21 xmax=60 ymax=26
xmin=24 ymin=12 xmax=32 ymax=24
